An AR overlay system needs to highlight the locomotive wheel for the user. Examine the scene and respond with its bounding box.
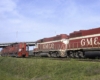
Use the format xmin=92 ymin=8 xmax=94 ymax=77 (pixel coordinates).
xmin=73 ymin=52 xmax=79 ymax=58
xmin=51 ymin=53 xmax=54 ymax=57
xmin=78 ymin=51 xmax=85 ymax=58
xmin=68 ymin=51 xmax=74 ymax=58
xmin=51 ymin=52 xmax=57 ymax=58
xmin=50 ymin=52 xmax=54 ymax=57
xmin=56 ymin=51 xmax=60 ymax=58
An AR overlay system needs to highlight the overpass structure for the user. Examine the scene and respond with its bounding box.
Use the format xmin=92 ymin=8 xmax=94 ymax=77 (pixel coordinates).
xmin=0 ymin=41 xmax=36 ymax=48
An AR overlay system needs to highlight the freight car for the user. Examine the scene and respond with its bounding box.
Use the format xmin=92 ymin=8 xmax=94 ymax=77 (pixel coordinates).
xmin=1 ymin=42 xmax=29 ymax=57
xmin=33 ymin=27 xmax=100 ymax=58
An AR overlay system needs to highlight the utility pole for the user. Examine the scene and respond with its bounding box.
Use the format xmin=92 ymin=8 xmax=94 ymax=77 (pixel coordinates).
xmin=16 ymin=31 xmax=18 ymax=42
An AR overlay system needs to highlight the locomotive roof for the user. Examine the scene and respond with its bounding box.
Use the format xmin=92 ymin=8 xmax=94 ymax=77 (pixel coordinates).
xmin=36 ymin=27 xmax=100 ymax=42
xmin=37 ymin=34 xmax=69 ymax=43
xmin=69 ymin=27 xmax=100 ymax=38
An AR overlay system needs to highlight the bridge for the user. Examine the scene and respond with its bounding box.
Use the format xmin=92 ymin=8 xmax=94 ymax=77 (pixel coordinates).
xmin=0 ymin=41 xmax=36 ymax=48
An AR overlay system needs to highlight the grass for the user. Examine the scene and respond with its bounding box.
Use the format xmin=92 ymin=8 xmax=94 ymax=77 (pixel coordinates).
xmin=0 ymin=57 xmax=100 ymax=80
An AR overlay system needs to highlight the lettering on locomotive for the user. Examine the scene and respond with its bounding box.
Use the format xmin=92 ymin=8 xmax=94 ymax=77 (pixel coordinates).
xmin=43 ymin=43 xmax=54 ymax=49
xmin=81 ymin=37 xmax=100 ymax=46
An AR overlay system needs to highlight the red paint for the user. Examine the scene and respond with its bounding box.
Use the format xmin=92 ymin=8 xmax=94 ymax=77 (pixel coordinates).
xmin=69 ymin=27 xmax=100 ymax=38
xmin=1 ymin=43 xmax=29 ymax=57
xmin=36 ymin=34 xmax=69 ymax=43
xmin=68 ymin=36 xmax=100 ymax=49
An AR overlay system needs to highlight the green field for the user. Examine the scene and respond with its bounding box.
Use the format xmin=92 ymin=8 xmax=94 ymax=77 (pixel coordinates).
xmin=0 ymin=57 xmax=100 ymax=80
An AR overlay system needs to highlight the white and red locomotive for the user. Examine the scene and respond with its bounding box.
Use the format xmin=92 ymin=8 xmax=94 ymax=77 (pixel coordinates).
xmin=33 ymin=34 xmax=68 ymax=57
xmin=33 ymin=27 xmax=100 ymax=58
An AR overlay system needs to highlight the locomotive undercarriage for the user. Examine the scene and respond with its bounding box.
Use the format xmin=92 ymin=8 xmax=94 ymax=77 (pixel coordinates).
xmin=33 ymin=50 xmax=66 ymax=58
xmin=48 ymin=51 xmax=59 ymax=57
xmin=66 ymin=50 xmax=85 ymax=58
xmin=67 ymin=48 xmax=100 ymax=58
xmin=1 ymin=52 xmax=28 ymax=58
xmin=33 ymin=48 xmax=100 ymax=58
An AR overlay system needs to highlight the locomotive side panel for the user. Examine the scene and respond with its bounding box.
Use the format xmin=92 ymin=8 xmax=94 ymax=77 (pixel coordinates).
xmin=38 ymin=41 xmax=66 ymax=51
xmin=33 ymin=39 xmax=68 ymax=57
xmin=68 ymin=34 xmax=100 ymax=50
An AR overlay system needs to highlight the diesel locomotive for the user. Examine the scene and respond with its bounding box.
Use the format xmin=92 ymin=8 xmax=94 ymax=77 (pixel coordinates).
xmin=33 ymin=27 xmax=100 ymax=58
xmin=1 ymin=42 xmax=29 ymax=57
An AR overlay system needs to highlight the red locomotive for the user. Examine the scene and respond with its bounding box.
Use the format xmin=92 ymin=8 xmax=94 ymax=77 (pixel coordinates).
xmin=33 ymin=27 xmax=100 ymax=58
xmin=1 ymin=42 xmax=29 ymax=57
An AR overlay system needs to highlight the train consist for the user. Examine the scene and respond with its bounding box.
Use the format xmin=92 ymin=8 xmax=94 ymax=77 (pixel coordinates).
xmin=1 ymin=27 xmax=100 ymax=58
xmin=1 ymin=43 xmax=29 ymax=57
xmin=33 ymin=27 xmax=100 ymax=58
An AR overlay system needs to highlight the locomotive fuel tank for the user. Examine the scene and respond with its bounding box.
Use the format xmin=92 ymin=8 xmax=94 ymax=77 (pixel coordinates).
xmin=85 ymin=51 xmax=100 ymax=58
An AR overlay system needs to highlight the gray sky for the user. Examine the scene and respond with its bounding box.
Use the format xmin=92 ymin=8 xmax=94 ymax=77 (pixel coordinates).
xmin=0 ymin=0 xmax=100 ymax=43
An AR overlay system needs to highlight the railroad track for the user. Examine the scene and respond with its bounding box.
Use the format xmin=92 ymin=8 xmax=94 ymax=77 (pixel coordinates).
xmin=28 ymin=56 xmax=100 ymax=62
xmin=76 ymin=58 xmax=100 ymax=62
xmin=49 ymin=57 xmax=100 ymax=62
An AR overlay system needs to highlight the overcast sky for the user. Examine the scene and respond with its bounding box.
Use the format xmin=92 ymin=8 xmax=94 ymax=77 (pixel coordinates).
xmin=0 ymin=0 xmax=100 ymax=43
